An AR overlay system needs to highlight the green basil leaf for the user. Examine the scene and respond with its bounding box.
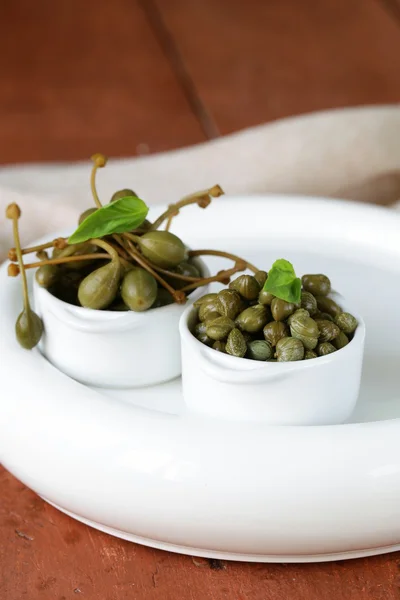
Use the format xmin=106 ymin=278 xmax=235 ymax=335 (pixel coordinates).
xmin=68 ymin=196 xmax=149 ymax=244
xmin=263 ymin=258 xmax=301 ymax=303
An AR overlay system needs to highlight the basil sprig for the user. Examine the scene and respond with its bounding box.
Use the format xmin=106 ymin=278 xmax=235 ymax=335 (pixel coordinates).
xmin=68 ymin=196 xmax=149 ymax=244
xmin=263 ymin=258 xmax=301 ymax=303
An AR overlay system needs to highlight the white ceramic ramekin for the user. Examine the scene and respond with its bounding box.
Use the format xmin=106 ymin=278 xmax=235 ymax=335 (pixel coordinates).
xmin=179 ymin=298 xmax=366 ymax=425
xmin=33 ymin=258 xmax=209 ymax=388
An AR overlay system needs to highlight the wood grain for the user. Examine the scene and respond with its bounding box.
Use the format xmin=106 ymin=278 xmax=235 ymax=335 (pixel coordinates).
xmin=1 ymin=467 xmax=400 ymax=600
xmin=155 ymin=0 xmax=400 ymax=133
xmin=0 ymin=0 xmax=205 ymax=164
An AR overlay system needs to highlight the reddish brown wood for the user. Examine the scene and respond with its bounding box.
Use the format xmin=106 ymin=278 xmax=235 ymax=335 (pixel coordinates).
xmin=155 ymin=0 xmax=400 ymax=133
xmin=1 ymin=466 xmax=400 ymax=600
xmin=0 ymin=0 xmax=205 ymax=164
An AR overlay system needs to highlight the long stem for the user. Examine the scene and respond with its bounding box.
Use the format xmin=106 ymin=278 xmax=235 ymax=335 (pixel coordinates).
xmin=12 ymin=216 xmax=29 ymax=312
xmin=150 ymin=185 xmax=224 ymax=231
xmin=90 ymin=238 xmax=119 ymax=262
xmin=179 ymin=264 xmax=246 ymax=293
xmin=143 ymin=262 xmax=202 ymax=282
xmin=188 ymin=249 xmax=259 ymax=274
xmin=8 ymin=238 xmax=67 ymax=262
xmin=90 ymin=154 xmax=107 ymax=209
xmin=23 ymin=254 xmax=110 ymax=270
xmin=124 ymin=239 xmax=185 ymax=303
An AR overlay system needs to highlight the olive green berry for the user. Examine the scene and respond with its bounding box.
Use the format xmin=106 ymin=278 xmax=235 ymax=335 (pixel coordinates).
xmin=215 ymin=289 xmax=243 ymax=320
xmin=317 ymin=342 xmax=336 ymax=356
xmin=332 ymin=331 xmax=349 ymax=350
xmin=236 ymin=305 xmax=269 ymax=333
xmin=226 ymin=328 xmax=247 ymax=358
xmin=263 ymin=321 xmax=288 ymax=346
xmin=247 ymin=339 xmax=273 ymax=361
xmin=302 ymin=274 xmax=331 ymax=296
xmin=206 ymin=316 xmax=235 ymax=341
xmin=229 ymin=274 xmax=260 ymax=300
xmin=121 ymin=268 xmax=158 ymax=311
xmin=334 ymin=312 xmax=358 ymax=334
xmin=289 ymin=313 xmax=319 ymax=350
xmin=300 ymin=291 xmax=318 ymax=315
xmin=276 ymin=337 xmax=304 ymax=362
xmin=271 ymin=298 xmax=295 ymax=321
xmin=315 ymin=319 xmax=340 ymax=342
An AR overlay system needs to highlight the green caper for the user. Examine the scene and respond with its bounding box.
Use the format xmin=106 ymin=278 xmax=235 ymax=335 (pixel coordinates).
xmin=213 ymin=340 xmax=226 ymax=353
xmin=167 ymin=261 xmax=201 ymax=289
xmin=258 ymin=289 xmax=274 ymax=305
xmin=226 ymin=328 xmax=247 ymax=358
xmin=193 ymin=293 xmax=218 ymax=308
xmin=254 ymin=270 xmax=268 ymax=287
xmin=229 ymin=275 xmax=260 ymax=300
xmin=334 ymin=312 xmax=358 ymax=334
xmin=195 ymin=322 xmax=213 ymax=345
xmin=300 ymin=291 xmax=318 ymax=316
xmin=78 ymin=207 xmax=97 ymax=225
xmin=235 ymin=305 xmax=269 ymax=333
xmin=199 ymin=300 xmax=221 ymax=323
xmin=121 ymin=268 xmax=158 ymax=311
xmin=289 ymin=313 xmax=319 ymax=350
xmin=304 ymin=350 xmax=318 ymax=359
xmin=35 ymin=264 xmax=59 ymax=288
xmin=275 ymin=337 xmax=304 ymax=362
xmin=302 ymin=274 xmax=331 ymax=296
xmin=271 ymin=298 xmax=295 ymax=321
xmin=313 ymin=310 xmax=334 ymax=322
xmin=78 ymin=259 xmax=121 ymax=309
xmin=315 ymin=296 xmax=342 ymax=318
xmin=206 ymin=316 xmax=235 ymax=341
xmin=263 ymin=321 xmax=288 ymax=346
xmin=137 ymin=231 xmax=188 ymax=268
xmin=215 ymin=289 xmax=244 ymax=320
xmin=332 ymin=331 xmax=349 ymax=349
xmin=152 ymin=287 xmax=174 ymax=308
xmin=15 ymin=308 xmax=43 ymax=350
xmin=247 ymin=339 xmax=273 ymax=361
xmin=287 ymin=308 xmax=309 ymax=326
xmin=110 ymin=188 xmax=137 ymax=202
xmin=317 ymin=342 xmax=336 ymax=356
xmin=315 ymin=319 xmax=340 ymax=342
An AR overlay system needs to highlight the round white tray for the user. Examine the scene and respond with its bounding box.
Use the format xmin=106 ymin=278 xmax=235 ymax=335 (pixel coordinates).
xmin=1 ymin=196 xmax=400 ymax=563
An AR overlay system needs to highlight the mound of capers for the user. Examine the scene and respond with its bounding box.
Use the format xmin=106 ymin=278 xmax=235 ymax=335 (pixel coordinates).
xmin=192 ymin=272 xmax=358 ymax=362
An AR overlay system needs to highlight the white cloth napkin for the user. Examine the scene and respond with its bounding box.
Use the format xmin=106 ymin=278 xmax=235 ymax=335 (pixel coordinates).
xmin=1 ymin=105 xmax=399 ymax=260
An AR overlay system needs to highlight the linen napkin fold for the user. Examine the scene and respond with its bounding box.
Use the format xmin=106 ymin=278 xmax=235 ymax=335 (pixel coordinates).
xmin=0 ymin=104 xmax=399 ymax=261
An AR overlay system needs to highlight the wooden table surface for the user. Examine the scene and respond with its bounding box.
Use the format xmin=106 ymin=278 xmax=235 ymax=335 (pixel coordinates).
xmin=1 ymin=1 xmax=400 ymax=598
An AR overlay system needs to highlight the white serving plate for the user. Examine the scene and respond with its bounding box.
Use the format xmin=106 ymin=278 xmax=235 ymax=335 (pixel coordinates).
xmin=1 ymin=195 xmax=400 ymax=563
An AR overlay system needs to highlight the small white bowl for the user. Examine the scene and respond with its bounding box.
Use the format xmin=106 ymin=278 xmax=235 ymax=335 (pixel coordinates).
xmin=179 ymin=298 xmax=366 ymax=425
xmin=33 ymin=258 xmax=209 ymax=388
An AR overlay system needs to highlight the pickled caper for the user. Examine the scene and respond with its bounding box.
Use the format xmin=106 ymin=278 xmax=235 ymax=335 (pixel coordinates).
xmin=317 ymin=342 xmax=336 ymax=356
xmin=334 ymin=312 xmax=358 ymax=334
xmin=275 ymin=337 xmax=304 ymax=362
xmin=315 ymin=296 xmax=342 ymax=318
xmin=121 ymin=268 xmax=158 ymax=312
xmin=315 ymin=319 xmax=340 ymax=343
xmin=226 ymin=328 xmax=247 ymax=358
xmin=35 ymin=264 xmax=59 ymax=288
xmin=271 ymin=298 xmax=295 ymax=321
xmin=247 ymin=339 xmax=273 ymax=361
xmin=78 ymin=259 xmax=121 ymax=309
xmin=302 ymin=274 xmax=331 ymax=296
xmin=215 ymin=289 xmax=243 ymax=320
xmin=206 ymin=316 xmax=235 ymax=341
xmin=137 ymin=231 xmax=187 ymax=268
xmin=111 ymin=188 xmax=137 ymax=202
xmin=263 ymin=321 xmax=288 ymax=347
xmin=229 ymin=274 xmax=260 ymax=300
xmin=236 ymin=305 xmax=269 ymax=333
